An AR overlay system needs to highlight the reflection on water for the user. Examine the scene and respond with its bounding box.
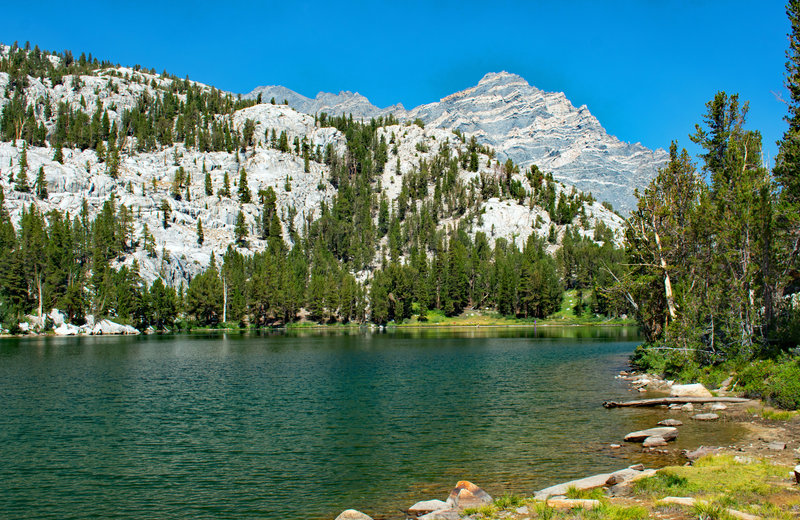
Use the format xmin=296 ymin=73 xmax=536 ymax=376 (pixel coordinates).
xmin=0 ymin=327 xmax=741 ymax=520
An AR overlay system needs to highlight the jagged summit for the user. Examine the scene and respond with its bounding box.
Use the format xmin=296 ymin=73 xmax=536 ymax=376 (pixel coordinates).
xmin=245 ymin=71 xmax=666 ymax=213
xmin=476 ymin=71 xmax=531 ymax=87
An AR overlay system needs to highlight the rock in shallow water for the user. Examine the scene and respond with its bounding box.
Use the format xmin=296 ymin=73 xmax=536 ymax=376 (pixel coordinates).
xmin=624 ymin=427 xmax=678 ymax=443
xmin=658 ymin=419 xmax=683 ymax=427
xmin=446 ymin=481 xmax=492 ymax=510
xmin=334 ymin=510 xmax=373 ymax=520
xmin=692 ymin=413 xmax=719 ymax=421
xmin=643 ymin=435 xmax=668 ymax=448
xmin=408 ymin=499 xmax=449 ymax=515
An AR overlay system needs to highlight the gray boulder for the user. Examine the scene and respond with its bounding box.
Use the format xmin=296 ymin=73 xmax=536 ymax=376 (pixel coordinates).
xmin=658 ymin=419 xmax=683 ymax=427
xmin=624 ymin=427 xmax=678 ymax=443
xmin=418 ymin=510 xmax=461 ymax=520
xmin=408 ymin=500 xmax=449 ymax=516
xmin=643 ymin=435 xmax=668 ymax=448
xmin=670 ymin=383 xmax=712 ymax=398
xmin=692 ymin=413 xmax=719 ymax=421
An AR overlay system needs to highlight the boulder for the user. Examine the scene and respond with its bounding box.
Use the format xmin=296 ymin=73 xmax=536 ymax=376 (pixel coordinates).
xmin=709 ymin=403 xmax=727 ymax=411
xmin=643 ymin=436 xmax=668 ymax=448
xmin=334 ymin=510 xmax=373 ymax=520
xmin=48 ymin=308 xmax=66 ymax=327
xmin=794 ymin=464 xmax=800 ymax=484
xmin=18 ymin=322 xmax=30 ymax=332
xmin=91 ymin=319 xmax=140 ymax=335
xmin=605 ymin=467 xmax=655 ymax=486
xmin=446 ymin=481 xmax=492 ymax=510
xmin=670 ymin=383 xmax=712 ymax=398
xmin=658 ymin=419 xmax=683 ymax=427
xmin=680 ymin=403 xmax=695 ymax=412
xmin=692 ymin=413 xmax=719 ymax=421
xmin=767 ymin=442 xmax=786 ymax=451
xmin=54 ymin=323 xmax=80 ymax=336
xmin=535 ymin=472 xmax=613 ymax=499
xmin=418 ymin=510 xmax=460 ymax=520
xmin=624 ymin=427 xmax=678 ymax=443
xmin=683 ymin=446 xmax=720 ymax=461
xmin=408 ymin=500 xmax=449 ymax=515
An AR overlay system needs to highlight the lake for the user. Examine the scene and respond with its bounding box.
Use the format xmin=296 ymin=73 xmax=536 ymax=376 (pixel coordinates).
xmin=0 ymin=327 xmax=742 ymax=519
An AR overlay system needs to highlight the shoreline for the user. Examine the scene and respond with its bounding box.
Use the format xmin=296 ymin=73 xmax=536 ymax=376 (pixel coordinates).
xmin=0 ymin=319 xmax=637 ymax=339
xmin=344 ymin=377 xmax=800 ymax=520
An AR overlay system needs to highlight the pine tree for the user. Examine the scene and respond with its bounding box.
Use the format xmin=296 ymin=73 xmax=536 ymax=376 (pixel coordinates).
xmin=219 ymin=171 xmax=230 ymax=197
xmin=14 ymin=166 xmax=30 ymax=193
xmin=204 ymin=162 xmax=212 ymax=196
xmin=171 ymin=167 xmax=184 ymax=200
xmin=35 ymin=166 xmax=47 ymax=199
xmin=197 ymin=218 xmax=204 ymax=245
xmin=774 ymin=0 xmax=800 ymax=335
xmin=53 ymin=146 xmax=63 ymax=164
xmin=238 ymin=168 xmax=251 ymax=203
xmin=234 ymin=209 xmax=247 ymax=247
xmin=161 ymin=199 xmax=171 ymax=228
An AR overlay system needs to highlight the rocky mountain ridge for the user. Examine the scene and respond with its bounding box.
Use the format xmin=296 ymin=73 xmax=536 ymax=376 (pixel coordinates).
xmin=0 ymin=44 xmax=624 ymax=289
xmin=246 ymin=72 xmax=667 ymax=214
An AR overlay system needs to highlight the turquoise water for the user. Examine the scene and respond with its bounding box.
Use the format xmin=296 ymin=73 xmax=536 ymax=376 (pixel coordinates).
xmin=0 ymin=327 xmax=740 ymax=519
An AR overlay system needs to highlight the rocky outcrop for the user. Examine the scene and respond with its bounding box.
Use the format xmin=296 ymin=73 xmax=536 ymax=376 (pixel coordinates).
xmin=91 ymin=319 xmax=140 ymax=335
xmin=534 ymin=465 xmax=654 ymax=500
xmin=248 ymin=72 xmax=668 ymax=214
xmin=670 ymin=383 xmax=713 ymax=398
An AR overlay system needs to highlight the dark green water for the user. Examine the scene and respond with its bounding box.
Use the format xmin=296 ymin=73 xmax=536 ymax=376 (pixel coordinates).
xmin=0 ymin=327 xmax=742 ymax=519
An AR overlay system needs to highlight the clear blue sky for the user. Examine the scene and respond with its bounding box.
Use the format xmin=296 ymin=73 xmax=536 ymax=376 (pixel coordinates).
xmin=2 ymin=1 xmax=790 ymax=163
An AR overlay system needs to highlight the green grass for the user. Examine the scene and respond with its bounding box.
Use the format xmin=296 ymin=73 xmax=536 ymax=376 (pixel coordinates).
xmin=633 ymin=454 xmax=790 ymax=509
xmin=565 ymin=486 xmax=606 ymax=500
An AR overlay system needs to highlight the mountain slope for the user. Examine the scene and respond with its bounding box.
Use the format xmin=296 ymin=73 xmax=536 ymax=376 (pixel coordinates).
xmin=246 ymin=72 xmax=667 ymax=213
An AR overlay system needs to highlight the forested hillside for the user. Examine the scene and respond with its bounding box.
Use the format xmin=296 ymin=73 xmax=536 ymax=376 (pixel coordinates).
xmin=620 ymin=2 xmax=800 ymax=408
xmin=0 ymin=42 xmax=626 ymax=330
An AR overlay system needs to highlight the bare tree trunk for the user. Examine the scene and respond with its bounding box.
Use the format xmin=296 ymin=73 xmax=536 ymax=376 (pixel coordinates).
xmin=652 ymin=227 xmax=678 ymax=320
xmin=222 ymin=276 xmax=228 ymax=324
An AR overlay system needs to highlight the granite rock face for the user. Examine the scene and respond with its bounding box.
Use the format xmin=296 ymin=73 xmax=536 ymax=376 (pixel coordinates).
xmin=248 ymin=71 xmax=667 ymax=214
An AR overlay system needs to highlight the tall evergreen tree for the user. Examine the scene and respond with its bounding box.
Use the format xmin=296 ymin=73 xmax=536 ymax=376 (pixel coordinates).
xmin=238 ymin=167 xmax=251 ymax=203
xmin=35 ymin=166 xmax=47 ymax=199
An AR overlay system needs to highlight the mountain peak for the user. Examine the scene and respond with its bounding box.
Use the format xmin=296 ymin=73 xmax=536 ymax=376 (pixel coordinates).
xmin=477 ymin=71 xmax=529 ymax=87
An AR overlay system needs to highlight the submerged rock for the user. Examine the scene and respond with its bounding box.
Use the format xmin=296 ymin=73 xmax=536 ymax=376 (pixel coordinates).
xmin=658 ymin=419 xmax=683 ymax=427
xmin=334 ymin=510 xmax=373 ymax=520
xmin=446 ymin=481 xmax=492 ymax=510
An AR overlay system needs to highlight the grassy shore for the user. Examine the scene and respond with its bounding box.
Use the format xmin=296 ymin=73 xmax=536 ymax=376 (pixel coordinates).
xmin=462 ymin=453 xmax=800 ymax=520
